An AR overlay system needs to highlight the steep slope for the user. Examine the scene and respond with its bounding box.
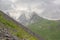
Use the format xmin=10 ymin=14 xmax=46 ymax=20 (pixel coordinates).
xmin=0 ymin=11 xmax=42 ymax=40
xmin=28 ymin=13 xmax=60 ymax=40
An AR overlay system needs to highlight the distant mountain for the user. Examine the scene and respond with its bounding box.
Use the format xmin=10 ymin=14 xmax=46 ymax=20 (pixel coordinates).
xmin=18 ymin=13 xmax=29 ymax=25
xmin=17 ymin=11 xmax=43 ymax=26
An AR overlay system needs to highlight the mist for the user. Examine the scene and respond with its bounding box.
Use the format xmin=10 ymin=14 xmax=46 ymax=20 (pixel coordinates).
xmin=0 ymin=0 xmax=60 ymax=20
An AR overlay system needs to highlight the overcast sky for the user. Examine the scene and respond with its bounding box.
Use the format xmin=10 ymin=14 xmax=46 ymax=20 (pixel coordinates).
xmin=0 ymin=0 xmax=60 ymax=20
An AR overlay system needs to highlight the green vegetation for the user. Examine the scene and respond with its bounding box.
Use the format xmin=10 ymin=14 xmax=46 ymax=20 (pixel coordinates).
xmin=28 ymin=16 xmax=60 ymax=40
xmin=0 ymin=11 xmax=38 ymax=40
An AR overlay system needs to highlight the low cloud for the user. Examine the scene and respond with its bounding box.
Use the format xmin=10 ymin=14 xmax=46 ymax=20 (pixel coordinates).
xmin=0 ymin=0 xmax=60 ymax=20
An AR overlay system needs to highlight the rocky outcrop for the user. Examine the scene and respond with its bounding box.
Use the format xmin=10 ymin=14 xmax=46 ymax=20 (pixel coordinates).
xmin=0 ymin=28 xmax=19 ymax=40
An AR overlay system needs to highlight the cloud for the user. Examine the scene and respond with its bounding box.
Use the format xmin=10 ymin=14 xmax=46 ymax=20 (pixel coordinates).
xmin=10 ymin=0 xmax=17 ymax=3
xmin=53 ymin=0 xmax=60 ymax=5
xmin=0 ymin=0 xmax=13 ymax=11
xmin=0 ymin=0 xmax=60 ymax=20
xmin=12 ymin=0 xmax=47 ymax=14
xmin=0 ymin=0 xmax=54 ymax=13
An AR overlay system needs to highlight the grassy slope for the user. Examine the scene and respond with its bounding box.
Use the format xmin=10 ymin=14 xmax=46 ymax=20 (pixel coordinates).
xmin=28 ymin=17 xmax=60 ymax=40
xmin=0 ymin=11 xmax=38 ymax=40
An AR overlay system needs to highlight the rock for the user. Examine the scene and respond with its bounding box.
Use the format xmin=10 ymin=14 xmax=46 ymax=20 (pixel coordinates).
xmin=0 ymin=28 xmax=20 ymax=40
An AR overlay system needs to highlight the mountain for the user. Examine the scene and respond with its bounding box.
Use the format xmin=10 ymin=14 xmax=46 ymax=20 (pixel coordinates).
xmin=17 ymin=12 xmax=37 ymax=25
xmin=28 ymin=13 xmax=60 ymax=40
xmin=0 ymin=11 xmax=42 ymax=40
xmin=17 ymin=12 xmax=43 ymax=26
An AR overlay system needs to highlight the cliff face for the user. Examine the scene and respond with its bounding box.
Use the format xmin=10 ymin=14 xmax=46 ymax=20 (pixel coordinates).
xmin=0 ymin=11 xmax=43 ymax=40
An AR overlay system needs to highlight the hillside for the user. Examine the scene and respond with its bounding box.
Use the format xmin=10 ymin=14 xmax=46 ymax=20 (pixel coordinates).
xmin=28 ymin=13 xmax=60 ymax=40
xmin=0 ymin=11 xmax=42 ymax=40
